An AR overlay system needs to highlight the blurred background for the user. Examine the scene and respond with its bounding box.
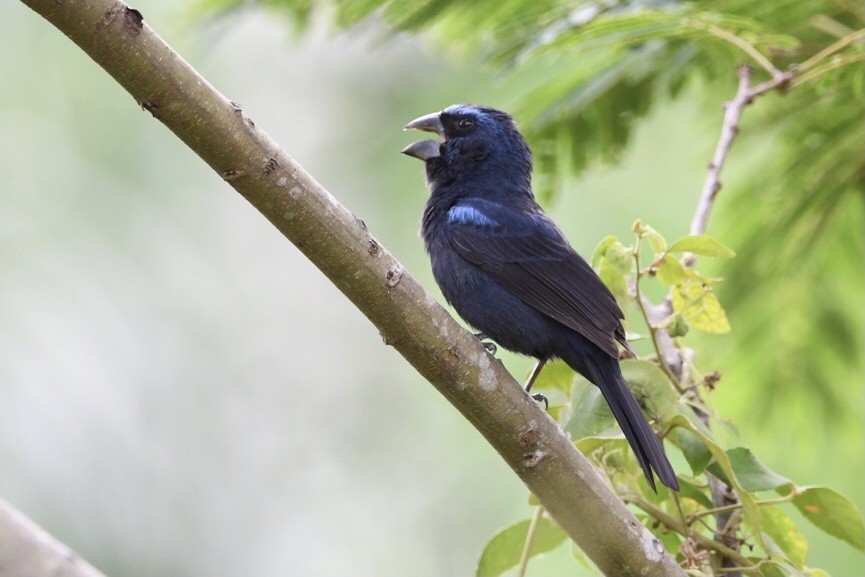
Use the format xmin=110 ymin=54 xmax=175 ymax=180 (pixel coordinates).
xmin=1 ymin=1 xmax=862 ymax=576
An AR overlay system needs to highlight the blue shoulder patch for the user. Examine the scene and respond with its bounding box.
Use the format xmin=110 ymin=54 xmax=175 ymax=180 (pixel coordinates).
xmin=448 ymin=205 xmax=499 ymax=227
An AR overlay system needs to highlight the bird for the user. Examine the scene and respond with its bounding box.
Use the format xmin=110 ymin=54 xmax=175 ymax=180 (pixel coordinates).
xmin=402 ymin=104 xmax=679 ymax=492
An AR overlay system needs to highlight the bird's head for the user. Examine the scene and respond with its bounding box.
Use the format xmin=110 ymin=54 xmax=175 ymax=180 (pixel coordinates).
xmin=402 ymin=104 xmax=532 ymax=194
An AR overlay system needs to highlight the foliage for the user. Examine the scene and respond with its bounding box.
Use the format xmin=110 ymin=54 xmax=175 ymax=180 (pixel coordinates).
xmin=199 ymin=0 xmax=865 ymax=574
xmin=494 ymin=224 xmax=864 ymax=576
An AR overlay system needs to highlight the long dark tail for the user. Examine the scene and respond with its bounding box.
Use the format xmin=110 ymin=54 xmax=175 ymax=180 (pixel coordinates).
xmin=567 ymin=351 xmax=678 ymax=492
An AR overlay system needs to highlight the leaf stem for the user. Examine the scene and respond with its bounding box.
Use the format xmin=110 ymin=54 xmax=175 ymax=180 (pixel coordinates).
xmin=517 ymin=505 xmax=545 ymax=577
xmin=632 ymin=496 xmax=755 ymax=569
xmin=686 ymin=494 xmax=794 ymax=522
xmin=793 ymin=52 xmax=865 ymax=87
xmin=702 ymin=23 xmax=782 ymax=78
xmin=632 ymin=242 xmax=681 ymax=389
xmin=797 ymin=28 xmax=865 ymax=72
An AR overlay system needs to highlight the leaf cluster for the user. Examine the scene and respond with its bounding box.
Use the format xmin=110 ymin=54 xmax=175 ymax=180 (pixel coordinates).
xmin=475 ymin=225 xmax=863 ymax=576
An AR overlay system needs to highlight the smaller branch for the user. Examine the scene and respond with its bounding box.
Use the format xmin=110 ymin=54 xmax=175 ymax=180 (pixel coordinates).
xmin=687 ymin=65 xmax=796 ymax=248
xmin=670 ymin=63 xmax=796 ymax=576
xmin=633 ymin=496 xmax=755 ymax=570
xmin=632 ymin=248 xmax=680 ymax=387
xmin=686 ymin=494 xmax=794 ymax=522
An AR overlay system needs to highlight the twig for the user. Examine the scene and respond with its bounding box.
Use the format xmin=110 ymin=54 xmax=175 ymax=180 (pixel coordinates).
xmin=688 ymin=65 xmax=796 ymax=243
xmin=633 ymin=248 xmax=680 ymax=388
xmin=667 ymin=64 xmax=796 ymax=576
xmin=632 ymin=496 xmax=755 ymax=569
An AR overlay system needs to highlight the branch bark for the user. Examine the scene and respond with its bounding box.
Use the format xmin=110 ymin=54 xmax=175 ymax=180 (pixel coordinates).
xmin=0 ymin=498 xmax=105 ymax=577
xmin=17 ymin=0 xmax=685 ymax=575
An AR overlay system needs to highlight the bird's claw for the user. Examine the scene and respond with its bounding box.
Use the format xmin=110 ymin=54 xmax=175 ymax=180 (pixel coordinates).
xmin=473 ymin=332 xmax=497 ymax=355
xmin=531 ymin=393 xmax=549 ymax=411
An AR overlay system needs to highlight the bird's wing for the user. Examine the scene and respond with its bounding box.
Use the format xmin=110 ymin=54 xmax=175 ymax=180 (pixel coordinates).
xmin=446 ymin=198 xmax=625 ymax=358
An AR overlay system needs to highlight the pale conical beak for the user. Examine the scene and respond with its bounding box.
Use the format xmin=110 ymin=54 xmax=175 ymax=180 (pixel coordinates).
xmin=403 ymin=111 xmax=444 ymax=136
xmin=401 ymin=139 xmax=441 ymax=161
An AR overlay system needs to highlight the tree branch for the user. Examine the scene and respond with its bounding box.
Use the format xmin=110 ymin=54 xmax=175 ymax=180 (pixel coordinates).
xmin=0 ymin=498 xmax=105 ymax=577
xmin=17 ymin=0 xmax=685 ymax=575
xmin=689 ymin=65 xmax=796 ymax=241
xmin=654 ymin=64 xmax=796 ymax=576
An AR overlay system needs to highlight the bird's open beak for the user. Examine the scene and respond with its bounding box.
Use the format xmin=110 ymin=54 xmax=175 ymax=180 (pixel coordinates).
xmin=403 ymin=111 xmax=444 ymax=161
xmin=403 ymin=111 xmax=444 ymax=137
xmin=401 ymin=139 xmax=441 ymax=161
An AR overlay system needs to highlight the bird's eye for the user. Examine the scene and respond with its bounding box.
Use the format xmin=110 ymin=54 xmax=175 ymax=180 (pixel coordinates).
xmin=457 ymin=117 xmax=475 ymax=129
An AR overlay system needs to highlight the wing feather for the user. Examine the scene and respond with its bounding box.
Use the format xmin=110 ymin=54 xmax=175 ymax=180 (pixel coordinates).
xmin=447 ymin=199 xmax=624 ymax=358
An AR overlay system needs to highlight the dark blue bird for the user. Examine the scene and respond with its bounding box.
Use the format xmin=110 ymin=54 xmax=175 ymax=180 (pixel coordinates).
xmin=402 ymin=104 xmax=678 ymax=492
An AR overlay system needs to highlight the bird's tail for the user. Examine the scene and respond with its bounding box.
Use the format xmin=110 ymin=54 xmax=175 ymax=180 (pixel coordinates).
xmin=571 ymin=353 xmax=679 ymax=492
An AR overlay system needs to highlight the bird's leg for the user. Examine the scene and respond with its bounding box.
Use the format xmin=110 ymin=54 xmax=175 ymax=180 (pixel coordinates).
xmin=473 ymin=332 xmax=497 ymax=355
xmin=524 ymin=359 xmax=548 ymax=410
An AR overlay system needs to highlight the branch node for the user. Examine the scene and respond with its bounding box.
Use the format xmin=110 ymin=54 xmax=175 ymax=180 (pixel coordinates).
xmin=367 ymin=238 xmax=379 ymax=256
xmin=522 ymin=450 xmax=546 ymax=468
xmin=123 ymin=7 xmax=143 ymax=35
xmin=263 ymin=156 xmax=278 ymax=176
xmin=385 ymin=265 xmax=403 ymax=287
xmin=221 ymin=167 xmax=246 ymax=182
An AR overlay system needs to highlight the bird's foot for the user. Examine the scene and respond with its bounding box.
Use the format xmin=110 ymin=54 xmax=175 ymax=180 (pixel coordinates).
xmin=524 ymin=360 xmax=549 ymax=411
xmin=530 ymin=392 xmax=549 ymax=411
xmin=473 ymin=332 xmax=497 ymax=355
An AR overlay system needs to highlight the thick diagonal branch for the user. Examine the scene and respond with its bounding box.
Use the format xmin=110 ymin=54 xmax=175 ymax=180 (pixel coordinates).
xmin=16 ymin=0 xmax=684 ymax=575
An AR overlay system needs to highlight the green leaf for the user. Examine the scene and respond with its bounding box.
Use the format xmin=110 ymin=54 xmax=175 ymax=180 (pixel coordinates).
xmin=669 ymin=414 xmax=766 ymax=551
xmin=547 ymin=404 xmax=567 ymax=424
xmin=671 ymin=269 xmax=731 ymax=334
xmin=476 ymin=515 xmax=569 ymax=576
xmin=574 ymin=435 xmax=628 ymax=456
xmin=531 ymin=359 xmax=575 ymax=395
xmin=602 ymin=239 xmax=633 ymax=274
xmin=674 ymin=426 xmax=712 ymax=475
xmin=657 ymin=254 xmax=686 ymax=285
xmin=645 ymin=226 xmax=668 ymax=254
xmin=667 ymin=234 xmax=736 ymax=258
xmin=597 ymin=239 xmax=631 ymax=301
xmin=569 ymin=541 xmax=595 ymax=573
xmin=676 ymin=477 xmax=714 ymax=508
xmin=566 ymin=379 xmax=614 ymax=439
xmin=788 ymin=486 xmax=865 ymax=552
xmin=592 ymin=235 xmax=619 ymax=268
xmin=727 ymin=447 xmax=793 ymax=492
xmin=632 ymin=220 xmax=666 ymax=252
xmin=667 ymin=313 xmax=689 ymax=338
xmin=620 ymin=359 xmax=679 ymax=422
xmin=761 ymin=505 xmax=809 ymax=568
